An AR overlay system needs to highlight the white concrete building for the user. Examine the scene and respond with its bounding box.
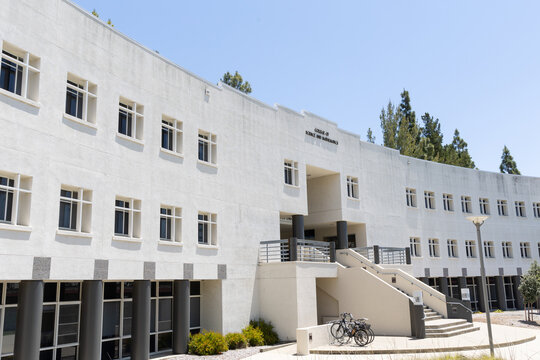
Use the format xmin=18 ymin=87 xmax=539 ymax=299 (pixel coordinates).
xmin=0 ymin=0 xmax=539 ymax=359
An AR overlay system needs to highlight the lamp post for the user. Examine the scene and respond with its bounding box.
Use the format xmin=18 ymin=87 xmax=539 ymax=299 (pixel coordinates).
xmin=466 ymin=215 xmax=494 ymax=357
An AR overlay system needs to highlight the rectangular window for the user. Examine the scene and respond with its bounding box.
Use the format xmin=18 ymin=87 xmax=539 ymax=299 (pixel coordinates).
xmin=0 ymin=172 xmax=32 ymax=227
xmin=118 ymin=99 xmax=144 ymax=141
xmin=198 ymin=131 xmax=217 ymax=165
xmin=515 ymin=201 xmax=526 ymax=217
xmin=150 ymin=281 xmax=173 ymax=354
xmin=161 ymin=117 xmax=183 ymax=155
xmin=447 ymin=239 xmax=458 ymax=258
xmin=65 ymin=74 xmax=97 ymax=124
xmin=424 ymin=191 xmax=435 ymax=209
xmin=406 ymin=188 xmax=417 ymax=207
xmin=189 ymin=281 xmax=201 ymax=334
xmin=58 ymin=187 xmax=92 ymax=233
xmin=479 ymin=198 xmax=490 ymax=215
xmin=409 ymin=237 xmax=421 ymax=257
xmin=101 ymin=281 xmax=132 ymax=360
xmin=0 ymin=42 xmax=40 ymax=102
xmin=197 ymin=212 xmax=217 ymax=246
xmin=160 ymin=206 xmax=182 ymax=243
xmin=461 ymin=196 xmax=472 ymax=213
xmin=1 ymin=282 xmax=19 ymax=358
xmin=533 ymin=203 xmax=540 ymax=218
xmin=502 ymin=242 xmax=513 ymax=258
xmin=465 ymin=240 xmax=476 ymax=258
xmin=442 ymin=194 xmax=453 ymax=212
xmin=346 ymin=176 xmax=359 ymax=199
xmin=483 ymin=241 xmax=494 ymax=258
xmin=520 ymin=242 xmax=531 ymax=258
xmin=284 ymin=160 xmax=299 ymax=186
xmin=428 ymin=238 xmax=439 ymax=257
xmin=497 ymin=200 xmax=508 ymax=216
xmin=114 ymin=198 xmax=141 ymax=240
xmin=504 ymin=276 xmax=516 ymax=309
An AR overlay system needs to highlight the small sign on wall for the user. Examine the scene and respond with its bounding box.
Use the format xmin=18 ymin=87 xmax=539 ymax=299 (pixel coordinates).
xmin=413 ymin=291 xmax=423 ymax=305
xmin=461 ymin=288 xmax=471 ymax=301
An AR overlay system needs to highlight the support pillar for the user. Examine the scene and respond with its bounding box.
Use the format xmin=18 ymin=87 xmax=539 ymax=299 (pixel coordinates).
xmin=495 ymin=276 xmax=507 ymax=311
xmin=513 ymin=276 xmax=524 ymax=310
xmin=14 ymin=280 xmax=43 ymax=360
xmin=405 ymin=248 xmax=411 ymax=264
xmin=476 ymin=276 xmax=487 ymax=312
xmin=132 ymin=280 xmax=151 ymax=360
xmin=173 ymin=280 xmax=190 ymax=354
xmin=438 ymin=277 xmax=449 ymax=297
xmin=80 ymin=281 xmax=103 ymax=360
xmin=336 ymin=221 xmax=348 ymax=250
xmin=292 ymin=215 xmax=304 ymax=240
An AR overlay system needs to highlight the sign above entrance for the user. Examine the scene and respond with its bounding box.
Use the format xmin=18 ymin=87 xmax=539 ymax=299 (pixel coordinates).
xmin=305 ymin=128 xmax=339 ymax=145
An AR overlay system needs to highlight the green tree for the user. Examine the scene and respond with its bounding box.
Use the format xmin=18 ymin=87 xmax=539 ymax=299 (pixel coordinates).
xmin=499 ymin=145 xmax=521 ymax=175
xmin=91 ymin=9 xmax=99 ymax=17
xmin=519 ymin=261 xmax=540 ymax=321
xmin=419 ymin=113 xmax=443 ymax=162
xmin=398 ymin=89 xmax=416 ymax=134
xmin=443 ymin=129 xmax=475 ymax=168
xmin=379 ymin=101 xmax=398 ymax=149
xmin=221 ymin=71 xmax=252 ymax=94
xmin=366 ymin=128 xmax=375 ymax=143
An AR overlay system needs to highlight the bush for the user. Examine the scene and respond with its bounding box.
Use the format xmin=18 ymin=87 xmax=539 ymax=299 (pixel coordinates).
xmin=225 ymin=332 xmax=247 ymax=350
xmin=188 ymin=331 xmax=228 ymax=355
xmin=242 ymin=325 xmax=265 ymax=346
xmin=494 ymin=309 xmax=504 ymax=313
xmin=250 ymin=318 xmax=279 ymax=345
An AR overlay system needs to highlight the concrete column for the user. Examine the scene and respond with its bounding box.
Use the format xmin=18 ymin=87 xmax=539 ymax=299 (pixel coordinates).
xmin=132 ymin=280 xmax=151 ymax=360
xmin=438 ymin=277 xmax=449 ymax=297
xmin=14 ymin=280 xmax=43 ymax=360
xmin=173 ymin=280 xmax=190 ymax=354
xmin=336 ymin=221 xmax=348 ymax=250
xmin=405 ymin=248 xmax=411 ymax=264
xmin=495 ymin=276 xmax=507 ymax=311
xmin=329 ymin=242 xmax=336 ymax=263
xmin=513 ymin=276 xmax=524 ymax=310
xmin=476 ymin=276 xmax=486 ymax=312
xmin=79 ymin=281 xmax=103 ymax=360
xmin=288 ymin=237 xmax=298 ymax=261
xmin=373 ymin=245 xmax=380 ymax=264
xmin=292 ymin=215 xmax=304 ymax=240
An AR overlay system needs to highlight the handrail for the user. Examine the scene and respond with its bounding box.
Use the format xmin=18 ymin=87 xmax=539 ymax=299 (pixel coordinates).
xmin=447 ymin=301 xmax=473 ymax=313
xmin=260 ymin=239 xmax=288 ymax=244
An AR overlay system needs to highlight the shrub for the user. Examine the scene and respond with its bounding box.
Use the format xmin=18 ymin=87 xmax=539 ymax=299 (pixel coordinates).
xmin=225 ymin=332 xmax=247 ymax=350
xmin=494 ymin=309 xmax=504 ymax=313
xmin=242 ymin=325 xmax=265 ymax=346
xmin=250 ymin=318 xmax=279 ymax=345
xmin=188 ymin=331 xmax=228 ymax=355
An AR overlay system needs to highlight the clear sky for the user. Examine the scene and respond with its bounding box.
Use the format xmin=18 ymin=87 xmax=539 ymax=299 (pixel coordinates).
xmin=73 ymin=0 xmax=540 ymax=177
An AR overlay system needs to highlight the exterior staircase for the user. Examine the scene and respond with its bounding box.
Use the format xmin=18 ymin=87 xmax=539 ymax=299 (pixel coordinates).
xmin=423 ymin=305 xmax=479 ymax=338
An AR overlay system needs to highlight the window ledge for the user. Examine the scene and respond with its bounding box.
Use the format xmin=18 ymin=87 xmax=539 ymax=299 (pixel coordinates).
xmin=63 ymin=114 xmax=97 ymax=129
xmin=116 ymin=133 xmax=144 ymax=146
xmin=0 ymin=223 xmax=32 ymax=232
xmin=284 ymin=183 xmax=300 ymax=189
xmin=158 ymin=240 xmax=183 ymax=247
xmin=0 ymin=88 xmax=40 ymax=108
xmin=56 ymin=229 xmax=93 ymax=238
xmin=197 ymin=244 xmax=218 ymax=250
xmin=112 ymin=235 xmax=142 ymax=243
xmin=197 ymin=159 xmax=218 ymax=168
xmin=160 ymin=148 xmax=184 ymax=159
xmin=347 ymin=196 xmax=360 ymax=201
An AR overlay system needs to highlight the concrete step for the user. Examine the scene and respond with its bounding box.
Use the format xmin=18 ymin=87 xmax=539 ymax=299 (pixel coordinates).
xmin=424 ymin=314 xmax=443 ymax=321
xmin=425 ymin=325 xmax=480 ymax=338
xmin=425 ymin=318 xmax=467 ymax=330
xmin=424 ymin=311 xmax=438 ymax=316
xmin=426 ymin=322 xmax=472 ymax=334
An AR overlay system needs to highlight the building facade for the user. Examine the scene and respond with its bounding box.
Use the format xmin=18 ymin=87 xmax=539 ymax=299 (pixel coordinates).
xmin=0 ymin=0 xmax=539 ymax=359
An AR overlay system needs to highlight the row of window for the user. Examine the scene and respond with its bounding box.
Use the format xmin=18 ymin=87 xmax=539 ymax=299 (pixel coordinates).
xmin=0 ymin=172 xmax=217 ymax=246
xmin=406 ymin=188 xmax=540 ymax=219
xmin=409 ymin=237 xmax=538 ymax=259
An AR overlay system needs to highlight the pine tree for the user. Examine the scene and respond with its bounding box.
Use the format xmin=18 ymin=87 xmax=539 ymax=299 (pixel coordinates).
xmin=443 ymin=129 xmax=475 ymax=168
xmin=379 ymin=101 xmax=398 ymax=149
xmin=366 ymin=128 xmax=375 ymax=143
xmin=221 ymin=71 xmax=252 ymax=94
xmin=499 ymin=146 xmax=521 ymax=175
xmin=420 ymin=113 xmax=443 ymax=162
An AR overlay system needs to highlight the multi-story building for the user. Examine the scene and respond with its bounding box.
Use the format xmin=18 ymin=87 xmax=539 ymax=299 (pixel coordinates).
xmin=0 ymin=0 xmax=539 ymax=359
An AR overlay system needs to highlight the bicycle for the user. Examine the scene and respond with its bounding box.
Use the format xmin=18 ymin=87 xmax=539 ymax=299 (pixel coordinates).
xmin=329 ymin=313 xmax=374 ymax=346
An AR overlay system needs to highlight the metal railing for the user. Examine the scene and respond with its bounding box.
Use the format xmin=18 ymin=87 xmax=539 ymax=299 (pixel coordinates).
xmin=352 ymin=245 xmax=410 ymax=265
xmin=259 ymin=238 xmax=335 ymax=264
xmin=355 ymin=247 xmax=375 ymax=261
xmin=259 ymin=240 xmax=289 ymax=263
xmin=297 ymin=240 xmax=331 ymax=262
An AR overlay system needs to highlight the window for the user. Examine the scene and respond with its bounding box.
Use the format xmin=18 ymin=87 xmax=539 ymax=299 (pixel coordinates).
xmin=1 ymin=42 xmax=40 ymax=102
xmin=504 ymin=277 xmax=516 ymax=309
xmin=409 ymin=237 xmax=421 ymax=257
xmin=449 ymin=278 xmax=460 ymax=299
xmin=465 ymin=240 xmax=476 ymax=258
xmin=64 ymin=74 xmax=97 ymax=124
xmin=520 ymin=242 xmax=531 ymax=258
xmin=424 ymin=191 xmax=435 ymax=209
xmin=466 ymin=277 xmax=479 ymax=311
xmin=114 ymin=198 xmax=141 ymax=240
xmin=483 ymin=241 xmax=494 ymax=258
xmin=497 ymin=200 xmax=508 ymax=216
xmin=406 ymin=188 xmax=417 ymax=207
xmin=189 ymin=281 xmax=201 ymax=335
xmin=447 ymin=239 xmax=458 ymax=258
xmin=284 ymin=160 xmax=299 ymax=186
xmin=428 ymin=238 xmax=440 ymax=257
xmin=428 ymin=278 xmax=440 ymax=292
xmin=198 ymin=131 xmax=217 ymax=165
xmin=533 ymin=203 xmax=540 ymax=218
xmin=479 ymin=198 xmax=490 ymax=215
xmin=443 ymin=194 xmax=453 ymax=212
xmin=150 ymin=281 xmax=173 ymax=354
xmin=118 ymin=99 xmax=144 ymax=141
xmin=101 ymin=281 xmax=133 ymax=360
xmin=1 ymin=282 xmax=19 ymax=359
xmin=58 ymin=187 xmax=92 ymax=233
xmin=0 ymin=172 xmax=32 ymax=227
xmin=161 ymin=117 xmax=183 ymax=155
xmin=502 ymin=242 xmax=513 ymax=258
xmin=346 ymin=176 xmax=359 ymax=199
xmin=461 ymin=196 xmax=472 ymax=213
xmin=197 ymin=212 xmax=217 ymax=246
xmin=160 ymin=206 xmax=182 ymax=243
xmin=515 ymin=201 xmax=526 ymax=217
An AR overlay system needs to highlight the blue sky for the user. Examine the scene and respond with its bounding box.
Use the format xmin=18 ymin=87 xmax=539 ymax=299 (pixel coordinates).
xmin=73 ymin=0 xmax=540 ymax=176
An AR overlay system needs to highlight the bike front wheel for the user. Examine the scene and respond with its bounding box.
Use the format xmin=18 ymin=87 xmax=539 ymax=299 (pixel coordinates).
xmin=330 ymin=322 xmax=346 ymax=344
xmin=353 ymin=328 xmax=369 ymax=347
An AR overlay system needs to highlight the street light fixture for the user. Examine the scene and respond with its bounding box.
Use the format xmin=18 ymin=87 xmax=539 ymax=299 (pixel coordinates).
xmin=466 ymin=215 xmax=494 ymax=357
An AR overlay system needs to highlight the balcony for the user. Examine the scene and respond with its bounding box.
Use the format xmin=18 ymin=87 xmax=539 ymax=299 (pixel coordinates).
xmin=259 ymin=239 xmax=336 ymax=264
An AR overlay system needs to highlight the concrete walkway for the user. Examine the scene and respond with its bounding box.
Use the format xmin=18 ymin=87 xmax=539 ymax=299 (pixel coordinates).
xmin=247 ymin=323 xmax=540 ymax=359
